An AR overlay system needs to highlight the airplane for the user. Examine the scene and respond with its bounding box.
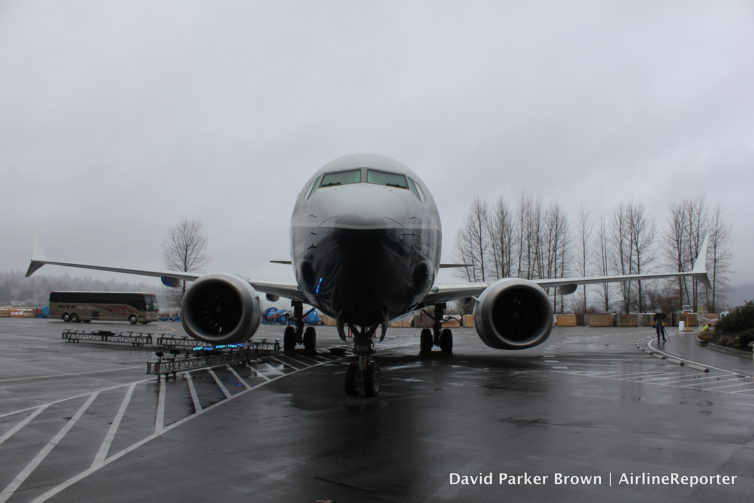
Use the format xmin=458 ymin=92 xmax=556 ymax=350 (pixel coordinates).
xmin=26 ymin=153 xmax=711 ymax=396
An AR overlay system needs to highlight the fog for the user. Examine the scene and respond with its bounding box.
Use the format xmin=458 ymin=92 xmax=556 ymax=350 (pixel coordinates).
xmin=2 ymin=1 xmax=752 ymax=300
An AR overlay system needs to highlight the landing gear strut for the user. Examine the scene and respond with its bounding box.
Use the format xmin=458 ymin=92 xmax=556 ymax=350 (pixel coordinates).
xmin=283 ymin=301 xmax=317 ymax=352
xmin=420 ymin=302 xmax=453 ymax=354
xmin=344 ymin=323 xmax=382 ymax=396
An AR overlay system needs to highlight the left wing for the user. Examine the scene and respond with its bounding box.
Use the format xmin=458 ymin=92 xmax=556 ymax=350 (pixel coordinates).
xmin=25 ymin=235 xmax=306 ymax=303
xmin=423 ymin=237 xmax=710 ymax=306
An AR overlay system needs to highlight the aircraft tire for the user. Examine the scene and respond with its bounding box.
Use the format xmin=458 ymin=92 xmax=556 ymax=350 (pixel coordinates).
xmin=345 ymin=362 xmax=360 ymax=396
xmin=364 ymin=363 xmax=381 ymax=397
xmin=303 ymin=326 xmax=316 ymax=351
xmin=420 ymin=328 xmax=433 ymax=353
xmin=440 ymin=328 xmax=453 ymax=353
xmin=283 ymin=326 xmax=296 ymax=351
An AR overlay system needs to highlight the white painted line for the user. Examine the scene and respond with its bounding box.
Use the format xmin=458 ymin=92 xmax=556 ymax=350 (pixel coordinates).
xmin=0 ymin=378 xmax=153 ymax=420
xmin=31 ymin=351 xmax=351 ymax=503
xmin=245 ymin=363 xmax=270 ymax=381
xmin=0 ymin=392 xmax=99 ymax=503
xmin=703 ymin=381 xmax=754 ymax=390
xmin=154 ymin=378 xmax=166 ymax=434
xmin=91 ymin=383 xmax=136 ymax=468
xmin=208 ymin=369 xmax=232 ymax=399
xmin=283 ymin=354 xmax=317 ymax=367
xmin=287 ymin=353 xmax=322 ymax=365
xmin=185 ymin=373 xmax=201 ymax=412
xmin=269 ymin=356 xmax=303 ymax=370
xmin=0 ymin=404 xmax=50 ymax=447
xmin=226 ymin=366 xmax=251 ymax=390
xmin=257 ymin=363 xmax=285 ymax=377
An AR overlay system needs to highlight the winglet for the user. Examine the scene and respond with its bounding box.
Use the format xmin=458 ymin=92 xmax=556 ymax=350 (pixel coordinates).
xmin=25 ymin=230 xmax=48 ymax=277
xmin=692 ymin=236 xmax=711 ymax=289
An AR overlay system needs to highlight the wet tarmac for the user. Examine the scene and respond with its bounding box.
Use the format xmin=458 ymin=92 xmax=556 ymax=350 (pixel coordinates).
xmin=0 ymin=319 xmax=752 ymax=502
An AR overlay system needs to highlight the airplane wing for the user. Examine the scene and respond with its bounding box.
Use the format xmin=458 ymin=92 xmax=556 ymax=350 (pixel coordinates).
xmin=422 ymin=237 xmax=710 ymax=306
xmin=25 ymin=235 xmax=306 ymax=303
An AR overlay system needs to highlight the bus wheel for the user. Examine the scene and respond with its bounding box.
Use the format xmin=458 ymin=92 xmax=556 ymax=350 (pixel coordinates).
xmin=62 ymin=313 xmax=70 ymax=323
xmin=128 ymin=315 xmax=137 ymax=325
xmin=70 ymin=313 xmax=79 ymax=323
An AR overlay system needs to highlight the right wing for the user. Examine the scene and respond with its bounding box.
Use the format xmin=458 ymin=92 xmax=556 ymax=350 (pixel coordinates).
xmin=422 ymin=237 xmax=710 ymax=306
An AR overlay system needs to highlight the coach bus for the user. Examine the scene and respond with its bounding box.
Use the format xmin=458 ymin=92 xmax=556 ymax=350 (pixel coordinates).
xmin=49 ymin=291 xmax=160 ymax=324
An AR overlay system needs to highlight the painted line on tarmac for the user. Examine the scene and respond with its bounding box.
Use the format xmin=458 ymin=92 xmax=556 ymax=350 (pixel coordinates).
xmin=647 ymin=336 xmax=753 ymax=377
xmin=29 ymin=342 xmax=414 ymax=503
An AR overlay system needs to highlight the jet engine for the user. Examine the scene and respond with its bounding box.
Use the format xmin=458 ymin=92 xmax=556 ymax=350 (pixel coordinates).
xmin=181 ymin=273 xmax=262 ymax=344
xmin=473 ymin=278 xmax=553 ymax=350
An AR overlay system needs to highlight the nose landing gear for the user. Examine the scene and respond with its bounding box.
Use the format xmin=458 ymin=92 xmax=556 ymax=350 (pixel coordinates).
xmin=343 ymin=323 xmax=383 ymax=396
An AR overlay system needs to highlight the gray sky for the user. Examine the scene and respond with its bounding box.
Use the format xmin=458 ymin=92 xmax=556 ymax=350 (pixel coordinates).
xmin=2 ymin=1 xmax=753 ymax=296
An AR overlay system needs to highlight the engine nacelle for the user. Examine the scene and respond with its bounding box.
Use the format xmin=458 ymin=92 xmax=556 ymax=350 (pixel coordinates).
xmin=473 ymin=278 xmax=553 ymax=350
xmin=181 ymin=273 xmax=262 ymax=344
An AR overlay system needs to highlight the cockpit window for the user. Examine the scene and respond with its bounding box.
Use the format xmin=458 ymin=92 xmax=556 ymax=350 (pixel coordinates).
xmin=407 ymin=177 xmax=425 ymax=202
xmin=367 ymin=169 xmax=408 ymax=189
xmin=306 ymin=175 xmax=321 ymax=198
xmin=319 ymin=169 xmax=362 ymax=187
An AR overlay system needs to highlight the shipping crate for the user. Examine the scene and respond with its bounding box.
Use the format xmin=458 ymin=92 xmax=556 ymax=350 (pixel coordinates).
xmin=0 ymin=307 xmax=10 ymax=318
xmin=616 ymin=314 xmax=638 ymax=327
xmin=555 ymin=314 xmax=577 ymax=327
xmin=678 ymin=312 xmax=699 ymax=327
xmin=389 ymin=319 xmax=411 ymax=328
xmin=463 ymin=314 xmax=474 ymax=328
xmin=587 ymin=313 xmax=614 ymax=327
xmin=442 ymin=319 xmax=461 ymax=328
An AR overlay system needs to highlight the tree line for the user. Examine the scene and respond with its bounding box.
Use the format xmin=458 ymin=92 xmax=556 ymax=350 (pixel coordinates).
xmin=454 ymin=195 xmax=732 ymax=314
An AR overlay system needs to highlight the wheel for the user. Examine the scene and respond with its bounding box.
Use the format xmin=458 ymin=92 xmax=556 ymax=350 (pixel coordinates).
xmin=345 ymin=362 xmax=361 ymax=396
xmin=420 ymin=328 xmax=433 ymax=353
xmin=364 ymin=362 xmax=381 ymax=396
xmin=303 ymin=326 xmax=316 ymax=352
xmin=128 ymin=315 xmax=137 ymax=325
xmin=440 ymin=328 xmax=453 ymax=353
xmin=62 ymin=313 xmax=71 ymax=323
xmin=283 ymin=326 xmax=296 ymax=351
xmin=70 ymin=313 xmax=79 ymax=323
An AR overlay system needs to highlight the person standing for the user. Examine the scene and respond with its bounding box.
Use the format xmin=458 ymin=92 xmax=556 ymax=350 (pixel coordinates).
xmin=654 ymin=311 xmax=667 ymax=343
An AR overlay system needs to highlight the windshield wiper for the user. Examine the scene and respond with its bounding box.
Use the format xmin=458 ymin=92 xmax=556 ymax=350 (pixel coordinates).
xmin=321 ymin=182 xmax=342 ymax=187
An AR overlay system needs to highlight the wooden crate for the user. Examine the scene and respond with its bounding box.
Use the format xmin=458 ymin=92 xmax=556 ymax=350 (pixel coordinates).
xmin=588 ymin=313 xmax=614 ymax=327
xmin=555 ymin=314 xmax=577 ymax=327
xmin=0 ymin=307 xmax=10 ymax=318
xmin=463 ymin=314 xmax=474 ymax=328
xmin=678 ymin=312 xmax=699 ymax=327
xmin=442 ymin=319 xmax=461 ymax=328
xmin=616 ymin=314 xmax=638 ymax=327
xmin=389 ymin=319 xmax=411 ymax=328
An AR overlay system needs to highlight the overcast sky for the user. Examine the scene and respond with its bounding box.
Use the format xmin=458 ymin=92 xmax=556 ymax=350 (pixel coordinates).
xmin=2 ymin=1 xmax=753 ymax=297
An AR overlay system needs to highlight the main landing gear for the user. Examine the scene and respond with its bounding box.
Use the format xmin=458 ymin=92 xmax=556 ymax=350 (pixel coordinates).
xmin=283 ymin=301 xmax=317 ymax=352
xmin=341 ymin=322 xmax=384 ymax=397
xmin=420 ymin=303 xmax=453 ymax=354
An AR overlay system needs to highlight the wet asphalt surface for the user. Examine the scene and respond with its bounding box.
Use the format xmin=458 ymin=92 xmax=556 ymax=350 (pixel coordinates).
xmin=0 ymin=319 xmax=752 ymax=503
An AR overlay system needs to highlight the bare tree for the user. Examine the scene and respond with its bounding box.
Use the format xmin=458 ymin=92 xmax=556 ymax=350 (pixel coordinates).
xmin=627 ymin=202 xmax=655 ymax=313
xmin=487 ymin=197 xmax=515 ymax=279
xmin=163 ymin=219 xmax=209 ymax=304
xmin=575 ymin=206 xmax=592 ymax=314
xmin=596 ymin=216 xmax=612 ymax=312
xmin=706 ymin=204 xmax=732 ymax=312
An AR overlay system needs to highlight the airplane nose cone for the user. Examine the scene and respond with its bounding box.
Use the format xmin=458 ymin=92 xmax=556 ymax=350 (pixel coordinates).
xmin=310 ymin=184 xmax=418 ymax=230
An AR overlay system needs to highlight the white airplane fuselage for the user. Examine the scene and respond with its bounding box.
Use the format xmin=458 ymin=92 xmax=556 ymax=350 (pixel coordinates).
xmin=290 ymin=153 xmax=442 ymax=327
